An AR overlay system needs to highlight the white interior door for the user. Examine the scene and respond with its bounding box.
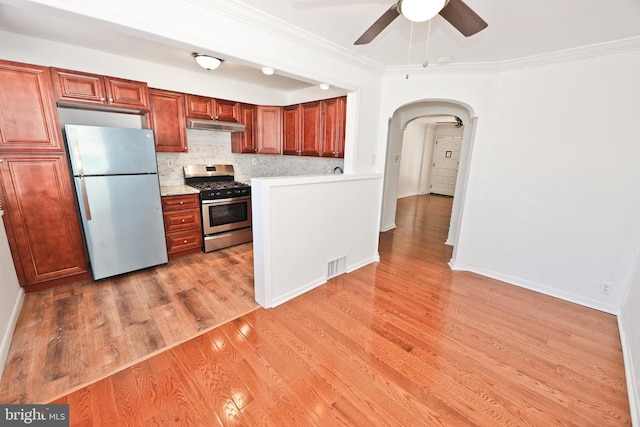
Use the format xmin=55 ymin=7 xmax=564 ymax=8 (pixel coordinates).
xmin=429 ymin=137 xmax=462 ymax=196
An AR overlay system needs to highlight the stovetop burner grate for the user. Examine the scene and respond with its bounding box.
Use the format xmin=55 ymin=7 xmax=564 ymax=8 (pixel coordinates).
xmin=184 ymin=164 xmax=251 ymax=200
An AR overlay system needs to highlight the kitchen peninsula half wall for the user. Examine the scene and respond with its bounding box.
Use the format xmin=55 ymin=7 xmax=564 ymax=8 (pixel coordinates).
xmin=252 ymin=173 xmax=383 ymax=308
xmin=156 ymin=129 xmax=344 ymax=186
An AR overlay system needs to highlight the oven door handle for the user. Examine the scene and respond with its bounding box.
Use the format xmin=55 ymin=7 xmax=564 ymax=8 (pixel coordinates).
xmin=201 ymin=196 xmax=251 ymax=206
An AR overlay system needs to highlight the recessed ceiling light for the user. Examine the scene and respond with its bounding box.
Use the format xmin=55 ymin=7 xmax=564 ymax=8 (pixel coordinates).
xmin=436 ymin=56 xmax=451 ymax=65
xmin=261 ymin=66 xmax=275 ymax=75
xmin=319 ymin=83 xmax=330 ymax=90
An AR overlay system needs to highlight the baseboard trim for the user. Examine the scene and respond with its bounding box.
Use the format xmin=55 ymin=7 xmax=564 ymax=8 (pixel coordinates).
xmin=0 ymin=288 xmax=25 ymax=378
xmin=618 ymin=314 xmax=640 ymax=427
xmin=448 ymin=263 xmax=620 ymax=315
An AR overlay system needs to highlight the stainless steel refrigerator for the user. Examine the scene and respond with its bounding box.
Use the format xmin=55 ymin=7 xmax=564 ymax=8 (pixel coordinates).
xmin=65 ymin=124 xmax=168 ymax=280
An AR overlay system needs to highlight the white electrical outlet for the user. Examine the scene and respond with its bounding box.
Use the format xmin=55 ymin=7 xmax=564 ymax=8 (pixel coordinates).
xmin=167 ymin=159 xmax=174 ymax=168
xmin=600 ymin=282 xmax=613 ymax=295
xmin=251 ymin=158 xmax=257 ymax=165
xmin=326 ymin=165 xmax=332 ymax=173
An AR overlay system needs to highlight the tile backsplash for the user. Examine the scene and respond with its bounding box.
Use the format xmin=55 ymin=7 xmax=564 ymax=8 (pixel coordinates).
xmin=156 ymin=129 xmax=344 ymax=186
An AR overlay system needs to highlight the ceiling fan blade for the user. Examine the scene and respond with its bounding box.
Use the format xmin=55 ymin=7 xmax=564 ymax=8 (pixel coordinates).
xmin=354 ymin=4 xmax=400 ymax=45
xmin=438 ymin=0 xmax=487 ymax=37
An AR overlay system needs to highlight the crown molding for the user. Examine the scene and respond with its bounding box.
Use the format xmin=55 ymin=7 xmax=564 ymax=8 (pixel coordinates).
xmin=498 ymin=36 xmax=640 ymax=71
xmin=385 ymin=36 xmax=640 ymax=77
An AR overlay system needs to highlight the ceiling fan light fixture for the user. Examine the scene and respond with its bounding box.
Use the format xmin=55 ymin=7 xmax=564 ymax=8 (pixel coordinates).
xmin=193 ymin=53 xmax=222 ymax=70
xmin=319 ymin=83 xmax=330 ymax=91
xmin=261 ymin=66 xmax=275 ymax=75
xmin=398 ymin=0 xmax=448 ymax=23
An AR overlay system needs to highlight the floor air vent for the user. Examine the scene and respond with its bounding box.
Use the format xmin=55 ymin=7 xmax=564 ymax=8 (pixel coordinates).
xmin=327 ymin=256 xmax=346 ymax=279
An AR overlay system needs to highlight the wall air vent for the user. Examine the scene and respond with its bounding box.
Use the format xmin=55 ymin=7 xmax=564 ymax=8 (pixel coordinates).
xmin=327 ymin=256 xmax=347 ymax=279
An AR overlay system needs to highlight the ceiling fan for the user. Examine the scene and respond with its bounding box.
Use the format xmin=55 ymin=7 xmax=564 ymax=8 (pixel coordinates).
xmin=354 ymin=0 xmax=487 ymax=45
xmin=436 ymin=116 xmax=464 ymax=127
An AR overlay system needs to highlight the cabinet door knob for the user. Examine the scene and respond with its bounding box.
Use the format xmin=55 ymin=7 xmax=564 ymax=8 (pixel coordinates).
xmin=100 ymin=97 xmax=106 ymax=101
xmin=179 ymin=201 xmax=184 ymax=205
xmin=183 ymin=239 xmax=188 ymax=244
xmin=181 ymin=218 xmax=186 ymax=223
xmin=0 ymin=159 xmax=3 ymax=163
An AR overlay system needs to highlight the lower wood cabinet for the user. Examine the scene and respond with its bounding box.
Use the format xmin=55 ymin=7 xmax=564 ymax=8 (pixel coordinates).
xmin=161 ymin=193 xmax=202 ymax=259
xmin=0 ymin=154 xmax=90 ymax=291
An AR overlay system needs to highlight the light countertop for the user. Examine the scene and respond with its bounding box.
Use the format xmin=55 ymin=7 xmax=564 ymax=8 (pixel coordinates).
xmin=160 ymin=185 xmax=200 ymax=197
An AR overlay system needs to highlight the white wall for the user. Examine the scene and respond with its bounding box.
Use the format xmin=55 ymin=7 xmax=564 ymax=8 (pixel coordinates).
xmin=0 ymin=211 xmax=24 ymax=377
xmin=397 ymin=123 xmax=427 ymax=198
xmin=464 ymin=51 xmax=640 ymax=312
xmin=620 ymin=259 xmax=640 ymax=426
xmin=252 ymin=174 xmax=382 ymax=308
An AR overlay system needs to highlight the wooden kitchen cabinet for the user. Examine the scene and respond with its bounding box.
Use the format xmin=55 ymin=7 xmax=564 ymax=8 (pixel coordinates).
xmin=185 ymin=94 xmax=239 ymax=122
xmin=148 ymin=88 xmax=188 ymax=152
xmin=255 ymin=106 xmax=282 ymax=154
xmin=321 ymin=96 xmax=346 ymax=158
xmin=161 ymin=194 xmax=202 ymax=259
xmin=231 ymin=103 xmax=257 ymax=154
xmin=282 ymin=104 xmax=301 ymax=155
xmin=0 ymin=154 xmax=90 ymax=291
xmin=0 ymin=60 xmax=63 ymax=152
xmin=50 ymin=68 xmax=149 ymax=111
xmin=283 ymin=102 xmax=321 ymax=156
xmin=234 ymin=105 xmax=281 ymax=154
xmin=0 ymin=59 xmax=91 ymax=291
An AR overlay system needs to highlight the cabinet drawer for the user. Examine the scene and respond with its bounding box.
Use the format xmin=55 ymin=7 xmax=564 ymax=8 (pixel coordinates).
xmin=166 ymin=229 xmax=202 ymax=254
xmin=163 ymin=208 xmax=201 ymax=232
xmin=161 ymin=194 xmax=199 ymax=211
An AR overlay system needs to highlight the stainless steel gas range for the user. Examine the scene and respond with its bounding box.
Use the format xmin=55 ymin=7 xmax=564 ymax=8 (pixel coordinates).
xmin=184 ymin=164 xmax=252 ymax=252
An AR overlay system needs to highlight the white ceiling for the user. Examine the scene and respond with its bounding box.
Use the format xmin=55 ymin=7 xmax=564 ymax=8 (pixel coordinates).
xmin=2 ymin=0 xmax=640 ymax=89
xmin=239 ymin=0 xmax=640 ymax=66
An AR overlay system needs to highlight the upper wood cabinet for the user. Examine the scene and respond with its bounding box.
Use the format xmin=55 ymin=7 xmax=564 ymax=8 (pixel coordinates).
xmin=321 ymin=96 xmax=346 ymax=158
xmin=148 ymin=88 xmax=187 ymax=152
xmin=185 ymin=94 xmax=239 ymax=122
xmin=0 ymin=61 xmax=63 ymax=152
xmin=231 ymin=103 xmax=257 ymax=154
xmin=282 ymin=104 xmax=301 ymax=155
xmin=282 ymin=102 xmax=322 ymax=156
xmin=50 ymin=68 xmax=149 ymax=111
xmin=255 ymin=106 xmax=282 ymax=155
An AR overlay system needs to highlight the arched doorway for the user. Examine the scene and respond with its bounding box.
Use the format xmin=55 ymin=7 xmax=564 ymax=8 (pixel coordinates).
xmin=380 ymin=100 xmax=477 ymax=264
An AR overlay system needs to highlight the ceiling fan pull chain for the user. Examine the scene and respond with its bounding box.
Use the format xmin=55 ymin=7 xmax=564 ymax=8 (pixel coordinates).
xmin=423 ymin=18 xmax=432 ymax=68
xmin=407 ymin=20 xmax=414 ymax=65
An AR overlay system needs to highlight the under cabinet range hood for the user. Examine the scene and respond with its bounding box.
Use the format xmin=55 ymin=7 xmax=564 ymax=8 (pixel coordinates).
xmin=187 ymin=118 xmax=246 ymax=132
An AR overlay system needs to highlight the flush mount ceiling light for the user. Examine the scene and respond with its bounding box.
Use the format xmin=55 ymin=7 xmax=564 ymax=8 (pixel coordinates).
xmin=319 ymin=83 xmax=330 ymax=91
xmin=193 ymin=53 xmax=222 ymax=70
xmin=261 ymin=66 xmax=275 ymax=75
xmin=398 ymin=0 xmax=448 ymax=22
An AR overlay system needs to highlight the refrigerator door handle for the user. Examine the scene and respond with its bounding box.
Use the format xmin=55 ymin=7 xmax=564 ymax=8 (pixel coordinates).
xmin=79 ymin=177 xmax=92 ymax=221
xmin=68 ymin=128 xmax=84 ymax=176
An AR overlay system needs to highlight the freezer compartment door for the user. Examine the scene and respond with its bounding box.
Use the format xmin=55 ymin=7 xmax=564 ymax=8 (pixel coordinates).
xmin=65 ymin=125 xmax=157 ymax=175
xmin=74 ymin=174 xmax=168 ymax=280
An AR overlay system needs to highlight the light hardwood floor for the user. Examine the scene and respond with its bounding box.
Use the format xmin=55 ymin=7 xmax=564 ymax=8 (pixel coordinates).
xmin=4 ymin=195 xmax=633 ymax=425
xmin=0 ymin=242 xmax=259 ymax=404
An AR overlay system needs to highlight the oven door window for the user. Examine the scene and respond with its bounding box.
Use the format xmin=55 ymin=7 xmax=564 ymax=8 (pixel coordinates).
xmin=207 ymin=202 xmax=248 ymax=227
xmin=202 ymin=198 xmax=251 ymax=234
